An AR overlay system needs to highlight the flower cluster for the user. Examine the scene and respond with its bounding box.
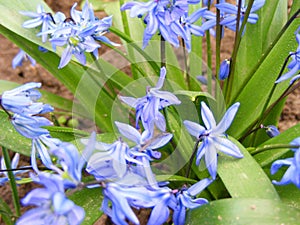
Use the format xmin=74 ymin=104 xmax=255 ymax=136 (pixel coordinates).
xmin=121 ymin=0 xmax=265 ymax=51
xmin=21 ymin=0 xmax=117 ymax=68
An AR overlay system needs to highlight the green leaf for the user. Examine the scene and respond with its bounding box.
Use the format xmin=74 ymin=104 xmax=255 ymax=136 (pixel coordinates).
xmin=0 ymin=110 xmax=31 ymax=156
xmin=174 ymin=90 xmax=214 ymax=102
xmin=68 ymin=187 xmax=103 ymax=225
xmin=0 ymin=198 xmax=14 ymax=225
xmin=254 ymin=123 xmax=300 ymax=167
xmin=46 ymin=126 xmax=89 ymax=142
xmin=229 ymin=17 xmax=300 ymax=139
xmin=187 ymin=198 xmax=300 ymax=225
xmin=217 ymin=137 xmax=279 ymax=200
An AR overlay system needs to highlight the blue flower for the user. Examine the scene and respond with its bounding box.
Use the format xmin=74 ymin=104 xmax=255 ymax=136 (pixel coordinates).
xmin=271 ymin=150 xmax=300 ymax=189
xmin=50 ymin=26 xmax=100 ymax=68
xmin=86 ymin=135 xmax=149 ymax=180
xmin=101 ymin=171 xmax=175 ymax=225
xmin=12 ymin=49 xmax=36 ymax=69
xmin=219 ymin=59 xmax=231 ymax=80
xmin=121 ymin=0 xmax=201 ymax=50
xmin=276 ymin=28 xmax=300 ymax=84
xmin=16 ymin=173 xmax=85 ymax=225
xmin=184 ymin=102 xmax=243 ymax=179
xmin=1 ymin=82 xmax=53 ymax=115
xmin=20 ymin=4 xmax=56 ymax=42
xmin=50 ymin=132 xmax=96 ymax=188
xmin=0 ymin=153 xmax=28 ymax=186
xmin=119 ymin=67 xmax=181 ymax=135
xmin=215 ymin=0 xmax=265 ymax=32
xmin=115 ymin=121 xmax=173 ymax=159
xmin=11 ymin=114 xmax=52 ymax=139
xmin=173 ymin=178 xmax=212 ymax=225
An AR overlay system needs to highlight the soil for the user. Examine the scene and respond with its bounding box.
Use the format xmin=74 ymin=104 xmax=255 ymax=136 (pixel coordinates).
xmin=0 ymin=0 xmax=299 ymax=225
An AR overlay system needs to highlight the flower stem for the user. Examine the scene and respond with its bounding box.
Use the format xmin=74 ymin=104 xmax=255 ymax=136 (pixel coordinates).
xmin=249 ymin=144 xmax=300 ymax=155
xmin=185 ymin=138 xmax=201 ymax=178
xmin=225 ymin=0 xmax=255 ymax=103
xmin=206 ymin=30 xmax=213 ymax=95
xmin=161 ymin=36 xmax=166 ymax=68
xmin=182 ymin=39 xmax=191 ymax=89
xmin=2 ymin=147 xmax=20 ymax=217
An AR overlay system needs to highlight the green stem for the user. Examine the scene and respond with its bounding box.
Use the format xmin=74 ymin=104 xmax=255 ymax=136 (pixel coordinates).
xmin=182 ymin=39 xmax=190 ymax=89
xmin=185 ymin=138 xmax=201 ymax=178
xmin=2 ymin=147 xmax=20 ymax=217
xmin=161 ymin=36 xmax=166 ymax=68
xmin=206 ymin=30 xmax=213 ymax=95
xmin=249 ymin=144 xmax=300 ymax=155
xmin=119 ymin=0 xmax=140 ymax=79
xmin=225 ymin=0 xmax=255 ymax=103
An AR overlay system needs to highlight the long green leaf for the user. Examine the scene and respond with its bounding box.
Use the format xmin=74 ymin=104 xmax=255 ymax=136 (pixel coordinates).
xmin=187 ymin=198 xmax=300 ymax=225
xmin=0 ymin=198 xmax=14 ymax=225
xmin=218 ymin=138 xmax=279 ymax=200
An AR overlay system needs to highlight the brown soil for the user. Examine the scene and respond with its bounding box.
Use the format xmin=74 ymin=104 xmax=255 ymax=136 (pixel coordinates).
xmin=0 ymin=0 xmax=299 ymax=225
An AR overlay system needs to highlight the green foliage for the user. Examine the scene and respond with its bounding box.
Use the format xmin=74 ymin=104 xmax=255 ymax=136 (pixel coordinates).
xmin=187 ymin=198 xmax=300 ymax=225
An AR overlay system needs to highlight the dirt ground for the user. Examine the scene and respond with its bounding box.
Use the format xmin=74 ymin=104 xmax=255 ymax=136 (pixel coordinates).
xmin=0 ymin=0 xmax=299 ymax=224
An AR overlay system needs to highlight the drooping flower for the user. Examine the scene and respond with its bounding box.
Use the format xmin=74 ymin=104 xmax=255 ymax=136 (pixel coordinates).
xmin=12 ymin=49 xmax=36 ymax=69
xmin=119 ymin=67 xmax=181 ymax=136
xmin=1 ymin=82 xmax=53 ymax=116
xmin=50 ymin=132 xmax=96 ymax=188
xmin=173 ymin=178 xmax=212 ymax=225
xmin=261 ymin=124 xmax=280 ymax=138
xmin=0 ymin=153 xmax=28 ymax=186
xmin=215 ymin=0 xmax=265 ymax=32
xmin=16 ymin=173 xmax=85 ymax=225
xmin=184 ymin=102 xmax=243 ymax=179
xmin=219 ymin=59 xmax=231 ymax=80
xmin=275 ymin=28 xmax=300 ymax=84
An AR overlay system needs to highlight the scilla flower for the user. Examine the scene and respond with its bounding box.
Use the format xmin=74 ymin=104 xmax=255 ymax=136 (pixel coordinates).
xmin=16 ymin=173 xmax=85 ymax=225
xmin=119 ymin=67 xmax=181 ymax=136
xmin=184 ymin=102 xmax=243 ymax=179
xmin=12 ymin=49 xmax=36 ymax=69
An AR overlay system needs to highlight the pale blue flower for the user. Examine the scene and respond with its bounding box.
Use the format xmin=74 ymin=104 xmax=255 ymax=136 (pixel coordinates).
xmin=50 ymin=132 xmax=96 ymax=188
xmin=31 ymin=134 xmax=61 ymax=172
xmin=215 ymin=0 xmax=265 ymax=32
xmin=50 ymin=26 xmax=100 ymax=68
xmin=21 ymin=4 xmax=56 ymax=42
xmin=12 ymin=49 xmax=36 ymax=69
xmin=184 ymin=102 xmax=243 ymax=179
xmin=276 ymin=28 xmax=300 ymax=84
xmin=115 ymin=121 xmax=173 ymax=159
xmin=173 ymin=178 xmax=212 ymax=225
xmin=1 ymin=82 xmax=53 ymax=115
xmin=101 ymin=171 xmax=175 ymax=225
xmin=16 ymin=173 xmax=85 ymax=225
xmin=0 ymin=153 xmax=28 ymax=185
xmin=86 ymin=136 xmax=147 ymax=180
xmin=11 ymin=114 xmax=52 ymax=139
xmin=119 ymin=67 xmax=181 ymax=136
xmin=271 ymin=149 xmax=300 ymax=189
